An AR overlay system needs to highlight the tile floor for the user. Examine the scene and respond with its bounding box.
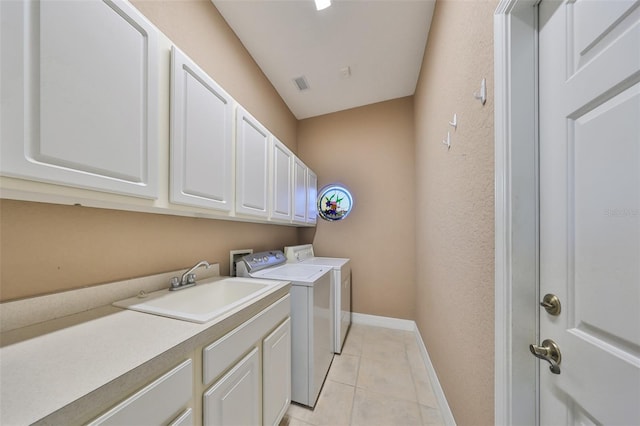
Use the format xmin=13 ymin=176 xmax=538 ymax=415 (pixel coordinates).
xmin=280 ymin=323 xmax=445 ymax=426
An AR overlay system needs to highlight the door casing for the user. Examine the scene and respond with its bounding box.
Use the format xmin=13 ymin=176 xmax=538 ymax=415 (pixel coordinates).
xmin=494 ymin=0 xmax=540 ymax=424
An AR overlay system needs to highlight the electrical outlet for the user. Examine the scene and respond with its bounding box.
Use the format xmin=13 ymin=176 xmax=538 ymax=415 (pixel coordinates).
xmin=229 ymin=249 xmax=253 ymax=276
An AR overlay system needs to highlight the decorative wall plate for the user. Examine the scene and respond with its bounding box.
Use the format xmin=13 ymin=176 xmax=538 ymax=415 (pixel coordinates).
xmin=317 ymin=184 xmax=353 ymax=221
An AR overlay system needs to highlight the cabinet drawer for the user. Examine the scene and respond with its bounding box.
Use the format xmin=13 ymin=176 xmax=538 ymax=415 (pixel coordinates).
xmin=203 ymin=294 xmax=290 ymax=385
xmin=88 ymin=359 xmax=193 ymax=425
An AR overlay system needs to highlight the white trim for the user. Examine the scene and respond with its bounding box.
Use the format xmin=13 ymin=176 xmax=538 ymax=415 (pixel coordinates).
xmin=413 ymin=324 xmax=457 ymax=426
xmin=351 ymin=312 xmax=456 ymax=425
xmin=494 ymin=0 xmax=540 ymax=425
xmin=351 ymin=312 xmax=415 ymax=331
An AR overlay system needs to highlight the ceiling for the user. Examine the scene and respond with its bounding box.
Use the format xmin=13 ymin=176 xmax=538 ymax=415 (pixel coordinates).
xmin=212 ymin=0 xmax=436 ymax=120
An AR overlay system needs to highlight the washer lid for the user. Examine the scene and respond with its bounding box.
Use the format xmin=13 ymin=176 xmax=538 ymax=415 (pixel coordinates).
xmin=250 ymin=263 xmax=330 ymax=283
xmin=300 ymin=257 xmax=350 ymax=268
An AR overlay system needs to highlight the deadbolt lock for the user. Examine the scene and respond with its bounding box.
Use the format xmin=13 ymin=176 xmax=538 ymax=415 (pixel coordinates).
xmin=540 ymin=293 xmax=561 ymax=316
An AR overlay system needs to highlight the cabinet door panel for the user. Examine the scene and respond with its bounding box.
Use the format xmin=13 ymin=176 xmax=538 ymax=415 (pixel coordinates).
xmin=293 ymin=158 xmax=307 ymax=224
xmin=263 ymin=318 xmax=291 ymax=426
xmin=235 ymin=108 xmax=269 ymax=217
xmin=203 ymin=348 xmax=260 ymax=426
xmin=271 ymin=138 xmax=293 ymax=221
xmin=0 ymin=0 xmax=159 ymax=198
xmin=170 ymin=46 xmax=233 ymax=211
xmin=306 ymin=169 xmax=318 ymax=225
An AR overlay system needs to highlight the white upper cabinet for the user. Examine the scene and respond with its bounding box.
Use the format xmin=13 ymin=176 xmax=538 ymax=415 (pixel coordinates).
xmin=270 ymin=138 xmax=293 ymax=222
xmin=170 ymin=46 xmax=233 ymax=212
xmin=0 ymin=0 xmax=159 ymax=199
xmin=293 ymin=157 xmax=308 ymax=224
xmin=235 ymin=107 xmax=270 ymax=218
xmin=306 ymin=169 xmax=318 ymax=225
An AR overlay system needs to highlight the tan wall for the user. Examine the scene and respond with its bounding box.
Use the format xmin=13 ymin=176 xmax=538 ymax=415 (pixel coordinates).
xmin=414 ymin=1 xmax=496 ymax=425
xmin=0 ymin=0 xmax=299 ymax=302
xmin=297 ymin=97 xmax=416 ymax=320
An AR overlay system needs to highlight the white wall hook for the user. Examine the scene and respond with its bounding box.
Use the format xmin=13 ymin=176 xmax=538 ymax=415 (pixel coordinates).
xmin=449 ymin=113 xmax=457 ymax=129
xmin=442 ymin=131 xmax=451 ymax=150
xmin=474 ymin=78 xmax=487 ymax=105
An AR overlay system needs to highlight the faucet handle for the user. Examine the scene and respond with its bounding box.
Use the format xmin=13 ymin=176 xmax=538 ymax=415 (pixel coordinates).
xmin=186 ymin=273 xmax=196 ymax=284
xmin=170 ymin=276 xmax=180 ymax=288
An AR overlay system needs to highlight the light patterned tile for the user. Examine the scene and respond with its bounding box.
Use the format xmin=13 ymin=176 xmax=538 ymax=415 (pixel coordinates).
xmin=279 ymin=413 xmax=315 ymax=426
xmin=341 ymin=327 xmax=364 ymax=356
xmin=413 ymin=367 xmax=438 ymax=408
xmin=327 ymin=353 xmax=360 ymax=386
xmin=361 ymin=337 xmax=407 ymax=363
xmin=362 ymin=326 xmax=411 ymax=346
xmin=420 ymin=404 xmax=446 ymax=425
xmin=286 ymin=380 xmax=355 ymax=426
xmin=351 ymin=387 xmax=422 ymax=426
xmin=357 ymin=354 xmax=417 ymax=402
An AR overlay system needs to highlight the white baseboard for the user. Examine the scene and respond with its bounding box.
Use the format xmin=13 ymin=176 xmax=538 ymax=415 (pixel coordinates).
xmin=351 ymin=312 xmax=416 ymax=330
xmin=351 ymin=312 xmax=457 ymax=426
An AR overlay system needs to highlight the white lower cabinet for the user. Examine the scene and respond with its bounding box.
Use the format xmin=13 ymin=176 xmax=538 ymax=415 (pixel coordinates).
xmin=87 ymin=295 xmax=290 ymax=426
xmin=263 ymin=318 xmax=292 ymax=426
xmin=202 ymin=294 xmax=291 ymax=426
xmin=88 ymin=359 xmax=193 ymax=426
xmin=203 ymin=348 xmax=261 ymax=426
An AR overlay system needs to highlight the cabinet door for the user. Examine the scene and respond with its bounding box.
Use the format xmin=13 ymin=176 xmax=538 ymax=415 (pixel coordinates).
xmin=170 ymin=46 xmax=233 ymax=211
xmin=270 ymin=138 xmax=293 ymax=222
xmin=203 ymin=347 xmax=260 ymax=426
xmin=306 ymin=169 xmax=318 ymax=225
xmin=263 ymin=318 xmax=292 ymax=426
xmin=235 ymin=107 xmax=269 ymax=217
xmin=293 ymin=157 xmax=308 ymax=224
xmin=0 ymin=0 xmax=159 ymax=198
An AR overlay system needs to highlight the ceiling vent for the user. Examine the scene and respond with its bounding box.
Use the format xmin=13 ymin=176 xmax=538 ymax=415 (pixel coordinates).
xmin=293 ymin=76 xmax=310 ymax=92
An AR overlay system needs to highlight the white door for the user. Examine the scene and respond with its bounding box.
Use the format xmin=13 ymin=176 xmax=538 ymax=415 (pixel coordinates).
xmin=538 ymin=1 xmax=640 ymax=424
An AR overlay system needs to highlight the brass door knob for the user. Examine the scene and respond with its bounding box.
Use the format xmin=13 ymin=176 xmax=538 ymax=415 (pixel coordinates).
xmin=530 ymin=339 xmax=561 ymax=374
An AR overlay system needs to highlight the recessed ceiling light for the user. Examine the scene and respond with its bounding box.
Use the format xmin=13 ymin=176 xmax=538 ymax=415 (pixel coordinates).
xmin=314 ymin=0 xmax=331 ymax=11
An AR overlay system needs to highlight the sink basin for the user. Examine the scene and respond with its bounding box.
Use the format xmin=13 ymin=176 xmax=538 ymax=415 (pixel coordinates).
xmin=113 ymin=277 xmax=283 ymax=323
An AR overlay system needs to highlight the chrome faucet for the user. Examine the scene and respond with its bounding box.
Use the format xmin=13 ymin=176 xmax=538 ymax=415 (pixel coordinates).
xmin=170 ymin=260 xmax=211 ymax=291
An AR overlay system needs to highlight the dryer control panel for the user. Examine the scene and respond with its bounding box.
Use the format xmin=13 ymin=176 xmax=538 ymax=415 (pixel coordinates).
xmin=238 ymin=250 xmax=286 ymax=274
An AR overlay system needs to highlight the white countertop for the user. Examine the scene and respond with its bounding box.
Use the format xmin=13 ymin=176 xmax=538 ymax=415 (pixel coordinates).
xmin=0 ymin=276 xmax=290 ymax=425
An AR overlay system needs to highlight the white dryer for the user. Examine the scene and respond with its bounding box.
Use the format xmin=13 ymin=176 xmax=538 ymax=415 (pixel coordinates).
xmin=236 ymin=250 xmax=333 ymax=408
xmin=284 ymin=244 xmax=351 ymax=354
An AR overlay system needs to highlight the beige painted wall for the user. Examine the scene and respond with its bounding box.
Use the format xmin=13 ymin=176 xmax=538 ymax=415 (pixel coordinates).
xmin=297 ymin=97 xmax=416 ymax=320
xmin=0 ymin=0 xmax=299 ymax=302
xmin=414 ymin=1 xmax=496 ymax=425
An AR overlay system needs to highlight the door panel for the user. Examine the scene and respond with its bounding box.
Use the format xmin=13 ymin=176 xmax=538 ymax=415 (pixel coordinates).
xmin=0 ymin=0 xmax=159 ymax=198
xmin=539 ymin=1 xmax=640 ymax=424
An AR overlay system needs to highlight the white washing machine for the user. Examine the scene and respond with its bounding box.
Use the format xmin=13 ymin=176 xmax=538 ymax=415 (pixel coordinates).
xmin=236 ymin=250 xmax=333 ymax=408
xmin=284 ymin=244 xmax=351 ymax=354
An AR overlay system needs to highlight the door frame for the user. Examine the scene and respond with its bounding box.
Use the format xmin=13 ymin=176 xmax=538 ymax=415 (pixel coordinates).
xmin=494 ymin=0 xmax=541 ymax=424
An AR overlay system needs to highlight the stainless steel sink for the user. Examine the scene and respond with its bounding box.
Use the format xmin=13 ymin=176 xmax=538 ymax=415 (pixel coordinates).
xmin=113 ymin=277 xmax=282 ymax=323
